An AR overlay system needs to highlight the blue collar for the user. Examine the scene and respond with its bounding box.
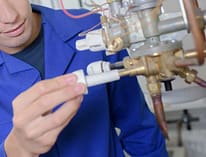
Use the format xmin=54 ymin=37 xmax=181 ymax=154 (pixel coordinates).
xmin=0 ymin=52 xmax=34 ymax=74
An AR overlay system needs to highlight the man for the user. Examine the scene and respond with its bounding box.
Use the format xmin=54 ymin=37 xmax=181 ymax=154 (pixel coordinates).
xmin=0 ymin=0 xmax=168 ymax=156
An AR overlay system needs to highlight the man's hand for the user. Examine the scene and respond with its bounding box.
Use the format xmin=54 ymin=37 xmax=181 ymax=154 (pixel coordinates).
xmin=5 ymin=74 xmax=85 ymax=157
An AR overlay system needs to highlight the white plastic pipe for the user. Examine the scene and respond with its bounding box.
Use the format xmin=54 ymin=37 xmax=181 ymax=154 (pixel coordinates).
xmin=73 ymin=69 xmax=120 ymax=94
xmin=87 ymin=61 xmax=111 ymax=75
xmin=86 ymin=70 xmax=120 ymax=87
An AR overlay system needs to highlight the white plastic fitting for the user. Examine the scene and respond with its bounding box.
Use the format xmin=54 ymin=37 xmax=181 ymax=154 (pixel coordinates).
xmin=87 ymin=61 xmax=111 ymax=75
xmin=73 ymin=69 xmax=120 ymax=94
xmin=76 ymin=29 xmax=105 ymax=52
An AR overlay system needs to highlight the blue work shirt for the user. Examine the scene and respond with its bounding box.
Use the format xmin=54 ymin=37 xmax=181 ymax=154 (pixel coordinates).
xmin=0 ymin=4 xmax=168 ymax=157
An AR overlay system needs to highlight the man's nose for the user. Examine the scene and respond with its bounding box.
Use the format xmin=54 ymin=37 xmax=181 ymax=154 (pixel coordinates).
xmin=0 ymin=2 xmax=18 ymax=24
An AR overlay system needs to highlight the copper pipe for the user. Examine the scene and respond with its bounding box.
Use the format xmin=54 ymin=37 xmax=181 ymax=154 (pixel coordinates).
xmin=194 ymin=77 xmax=206 ymax=88
xmin=183 ymin=0 xmax=205 ymax=65
xmin=151 ymin=95 xmax=169 ymax=140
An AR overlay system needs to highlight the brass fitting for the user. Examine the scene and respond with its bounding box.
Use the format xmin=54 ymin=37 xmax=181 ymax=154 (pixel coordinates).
xmin=174 ymin=49 xmax=184 ymax=58
xmin=122 ymin=56 xmax=160 ymax=76
xmin=107 ymin=37 xmax=124 ymax=52
xmin=119 ymin=66 xmax=146 ymax=77
xmin=123 ymin=57 xmax=141 ymax=68
xmin=100 ymin=15 xmax=107 ymax=24
xmin=147 ymin=76 xmax=161 ymax=96
xmin=178 ymin=68 xmax=198 ymax=84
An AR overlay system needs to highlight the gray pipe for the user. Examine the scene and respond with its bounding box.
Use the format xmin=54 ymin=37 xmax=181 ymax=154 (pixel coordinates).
xmin=133 ymin=0 xmax=157 ymax=11
xmin=158 ymin=10 xmax=206 ymax=35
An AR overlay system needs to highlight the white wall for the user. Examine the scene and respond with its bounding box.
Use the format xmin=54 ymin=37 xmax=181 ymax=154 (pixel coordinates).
xmin=57 ymin=0 xmax=81 ymax=9
xmin=29 ymin=0 xmax=58 ymax=8
xmin=29 ymin=0 xmax=80 ymax=9
xmin=29 ymin=0 xmax=107 ymax=9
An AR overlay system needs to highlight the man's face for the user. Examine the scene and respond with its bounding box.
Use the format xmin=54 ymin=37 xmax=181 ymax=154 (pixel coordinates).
xmin=0 ymin=0 xmax=35 ymax=53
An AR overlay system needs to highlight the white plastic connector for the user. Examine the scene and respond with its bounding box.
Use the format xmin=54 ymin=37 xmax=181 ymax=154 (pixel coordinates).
xmin=76 ymin=29 xmax=105 ymax=52
xmin=73 ymin=69 xmax=120 ymax=94
xmin=87 ymin=61 xmax=111 ymax=75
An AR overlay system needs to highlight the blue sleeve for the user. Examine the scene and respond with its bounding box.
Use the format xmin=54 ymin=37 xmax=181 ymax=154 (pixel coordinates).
xmin=0 ymin=122 xmax=13 ymax=157
xmin=0 ymin=143 xmax=7 ymax=157
xmin=107 ymin=51 xmax=168 ymax=157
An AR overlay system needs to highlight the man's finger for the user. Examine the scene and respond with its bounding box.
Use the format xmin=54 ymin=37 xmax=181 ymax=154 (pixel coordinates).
xmin=13 ymin=74 xmax=77 ymax=112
